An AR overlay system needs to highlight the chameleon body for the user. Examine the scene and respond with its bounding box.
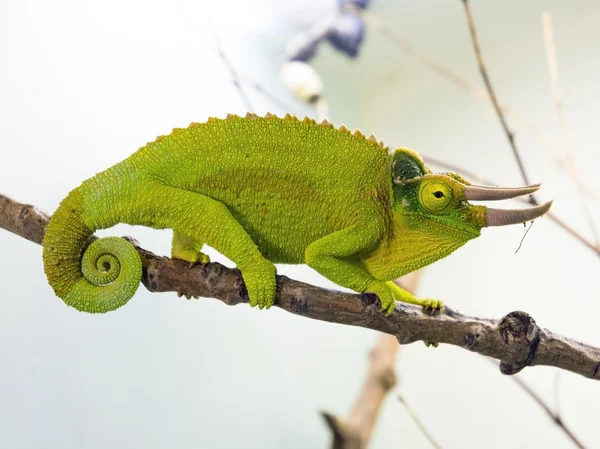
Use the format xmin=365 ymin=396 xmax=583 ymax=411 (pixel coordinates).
xmin=42 ymin=113 xmax=551 ymax=313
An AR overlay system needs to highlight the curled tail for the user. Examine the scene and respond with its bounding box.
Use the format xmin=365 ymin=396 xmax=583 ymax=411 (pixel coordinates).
xmin=42 ymin=187 xmax=142 ymax=313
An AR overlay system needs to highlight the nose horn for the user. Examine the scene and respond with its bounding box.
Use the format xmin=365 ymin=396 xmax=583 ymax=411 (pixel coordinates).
xmin=464 ymin=183 xmax=541 ymax=201
xmin=486 ymin=201 xmax=553 ymax=227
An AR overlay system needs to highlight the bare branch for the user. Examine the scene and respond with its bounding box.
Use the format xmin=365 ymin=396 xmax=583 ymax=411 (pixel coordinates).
xmin=461 ymin=0 xmax=536 ymax=204
xmin=205 ymin=13 xmax=254 ymax=112
xmin=541 ymin=12 xmax=599 ymax=247
xmin=2 ymin=193 xmax=600 ymax=381
xmin=353 ymin=7 xmax=563 ymax=166
xmin=397 ymin=396 xmax=443 ymax=449
xmin=485 ymin=359 xmax=587 ymax=449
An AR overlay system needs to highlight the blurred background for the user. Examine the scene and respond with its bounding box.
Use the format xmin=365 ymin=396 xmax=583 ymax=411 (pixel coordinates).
xmin=1 ymin=0 xmax=599 ymax=447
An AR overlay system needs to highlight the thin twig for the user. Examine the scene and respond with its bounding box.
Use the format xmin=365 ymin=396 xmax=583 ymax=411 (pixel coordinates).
xmin=316 ymin=97 xmax=329 ymax=122
xmin=485 ymin=360 xmax=586 ymax=449
xmin=541 ymin=12 xmax=599 ymax=247
xmin=205 ymin=14 xmax=254 ymax=112
xmin=397 ymin=396 xmax=443 ymax=449
xmin=354 ymin=7 xmax=563 ymax=165
xmin=461 ymin=0 xmax=536 ymax=204
xmin=235 ymin=71 xmax=299 ymax=113
xmin=2 ymin=194 xmax=600 ymax=381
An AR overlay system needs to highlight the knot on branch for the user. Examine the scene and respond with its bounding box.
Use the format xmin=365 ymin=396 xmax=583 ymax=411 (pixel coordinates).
xmin=498 ymin=311 xmax=541 ymax=375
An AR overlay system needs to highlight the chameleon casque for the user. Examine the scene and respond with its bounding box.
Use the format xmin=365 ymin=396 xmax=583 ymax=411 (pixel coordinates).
xmin=42 ymin=113 xmax=552 ymax=314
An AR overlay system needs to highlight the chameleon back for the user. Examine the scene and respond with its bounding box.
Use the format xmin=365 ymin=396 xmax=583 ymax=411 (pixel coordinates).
xmin=134 ymin=114 xmax=393 ymax=262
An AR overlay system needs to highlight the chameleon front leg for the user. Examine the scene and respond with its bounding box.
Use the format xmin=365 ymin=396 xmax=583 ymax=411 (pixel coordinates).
xmin=304 ymin=223 xmax=401 ymax=313
xmin=146 ymin=185 xmax=276 ymax=308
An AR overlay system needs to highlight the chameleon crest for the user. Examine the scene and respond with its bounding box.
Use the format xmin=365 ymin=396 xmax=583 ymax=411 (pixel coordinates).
xmin=42 ymin=113 xmax=551 ymax=313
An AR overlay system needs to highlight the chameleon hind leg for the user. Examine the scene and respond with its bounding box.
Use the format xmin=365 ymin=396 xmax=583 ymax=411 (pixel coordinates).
xmin=172 ymin=231 xmax=210 ymax=265
xmin=147 ymin=185 xmax=276 ymax=308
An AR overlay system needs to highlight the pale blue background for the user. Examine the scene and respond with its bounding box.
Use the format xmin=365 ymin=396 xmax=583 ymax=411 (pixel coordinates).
xmin=1 ymin=0 xmax=599 ymax=448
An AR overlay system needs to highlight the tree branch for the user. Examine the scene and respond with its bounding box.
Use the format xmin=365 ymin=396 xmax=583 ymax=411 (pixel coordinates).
xmin=2 ymin=193 xmax=599 ymax=381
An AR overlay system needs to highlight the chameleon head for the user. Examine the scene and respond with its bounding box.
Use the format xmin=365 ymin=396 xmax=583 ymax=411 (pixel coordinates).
xmin=387 ymin=148 xmax=552 ymax=270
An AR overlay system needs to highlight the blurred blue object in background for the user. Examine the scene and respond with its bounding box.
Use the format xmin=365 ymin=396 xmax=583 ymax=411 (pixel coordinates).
xmin=326 ymin=12 xmax=365 ymax=58
xmin=337 ymin=0 xmax=371 ymax=9
xmin=287 ymin=36 xmax=320 ymax=62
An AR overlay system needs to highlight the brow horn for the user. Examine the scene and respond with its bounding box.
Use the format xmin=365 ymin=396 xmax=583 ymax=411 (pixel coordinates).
xmin=486 ymin=201 xmax=553 ymax=227
xmin=464 ymin=183 xmax=541 ymax=201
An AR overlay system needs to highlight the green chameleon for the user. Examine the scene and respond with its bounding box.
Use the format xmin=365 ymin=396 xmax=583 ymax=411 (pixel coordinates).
xmin=42 ymin=113 xmax=551 ymax=314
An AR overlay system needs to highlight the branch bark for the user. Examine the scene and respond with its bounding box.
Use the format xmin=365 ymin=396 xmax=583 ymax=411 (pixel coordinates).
xmin=2 ymin=193 xmax=600 ymax=381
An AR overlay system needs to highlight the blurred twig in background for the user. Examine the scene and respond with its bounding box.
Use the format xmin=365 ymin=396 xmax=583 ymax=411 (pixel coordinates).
xmin=486 ymin=359 xmax=586 ymax=449
xmin=461 ymin=0 xmax=536 ymax=202
xmin=397 ymin=396 xmax=443 ymax=449
xmin=541 ymin=12 xmax=599 ymax=248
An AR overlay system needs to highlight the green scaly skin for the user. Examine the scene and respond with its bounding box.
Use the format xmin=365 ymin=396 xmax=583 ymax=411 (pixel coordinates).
xmin=42 ymin=113 xmax=487 ymax=314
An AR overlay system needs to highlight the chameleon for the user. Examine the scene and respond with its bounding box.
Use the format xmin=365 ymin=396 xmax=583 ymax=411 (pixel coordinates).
xmin=42 ymin=113 xmax=552 ymax=314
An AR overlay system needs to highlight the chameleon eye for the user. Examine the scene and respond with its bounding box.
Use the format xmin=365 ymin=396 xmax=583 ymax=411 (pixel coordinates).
xmin=419 ymin=180 xmax=453 ymax=213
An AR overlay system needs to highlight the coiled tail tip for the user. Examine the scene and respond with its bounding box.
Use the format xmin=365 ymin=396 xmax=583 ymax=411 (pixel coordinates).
xmin=44 ymin=236 xmax=142 ymax=313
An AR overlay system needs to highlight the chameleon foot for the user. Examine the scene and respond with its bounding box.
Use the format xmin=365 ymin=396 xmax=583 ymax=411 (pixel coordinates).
xmin=385 ymin=281 xmax=444 ymax=312
xmin=419 ymin=298 xmax=444 ymax=312
xmin=365 ymin=282 xmax=396 ymax=315
xmin=242 ymin=259 xmax=277 ymax=309
xmin=424 ymin=341 xmax=439 ymax=348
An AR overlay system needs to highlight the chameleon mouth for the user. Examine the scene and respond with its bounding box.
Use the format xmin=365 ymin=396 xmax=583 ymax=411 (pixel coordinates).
xmin=462 ymin=182 xmax=552 ymax=227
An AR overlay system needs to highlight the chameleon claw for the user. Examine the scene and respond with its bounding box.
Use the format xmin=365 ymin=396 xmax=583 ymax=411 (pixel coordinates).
xmin=424 ymin=341 xmax=439 ymax=348
xmin=420 ymin=298 xmax=444 ymax=312
xmin=176 ymin=291 xmax=183 ymax=298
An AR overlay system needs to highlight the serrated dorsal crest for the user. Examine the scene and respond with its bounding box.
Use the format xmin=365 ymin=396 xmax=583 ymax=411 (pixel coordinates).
xmin=338 ymin=124 xmax=350 ymax=134
xmin=367 ymin=134 xmax=377 ymax=143
xmin=189 ymin=122 xmax=201 ymax=128
xmin=303 ymin=116 xmax=316 ymax=125
xmin=172 ymin=127 xmax=183 ymax=134
xmin=320 ymin=119 xmax=333 ymax=128
xmin=245 ymin=112 xmax=258 ymax=119
xmin=207 ymin=116 xmax=219 ymax=123
xmin=353 ymin=129 xmax=364 ymax=139
xmin=226 ymin=113 xmax=237 ymax=120
xmin=284 ymin=113 xmax=297 ymax=122
xmin=265 ymin=112 xmax=276 ymax=119
xmin=378 ymin=140 xmax=385 ymax=149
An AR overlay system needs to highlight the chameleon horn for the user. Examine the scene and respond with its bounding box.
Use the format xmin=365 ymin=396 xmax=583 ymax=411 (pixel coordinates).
xmin=486 ymin=201 xmax=553 ymax=226
xmin=464 ymin=183 xmax=541 ymax=201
